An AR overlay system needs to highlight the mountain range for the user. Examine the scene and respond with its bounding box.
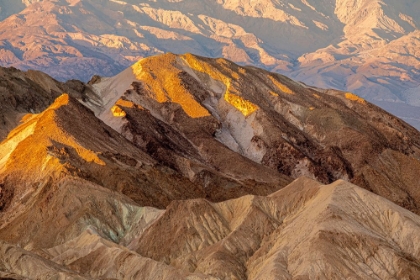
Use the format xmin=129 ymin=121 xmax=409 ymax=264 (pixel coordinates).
xmin=0 ymin=0 xmax=419 ymax=128
xmin=1 ymin=53 xmax=420 ymax=278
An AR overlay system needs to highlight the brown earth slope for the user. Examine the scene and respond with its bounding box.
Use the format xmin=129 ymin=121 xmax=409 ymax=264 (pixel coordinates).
xmin=0 ymin=53 xmax=420 ymax=279
xmin=1 ymin=0 xmax=419 ymax=129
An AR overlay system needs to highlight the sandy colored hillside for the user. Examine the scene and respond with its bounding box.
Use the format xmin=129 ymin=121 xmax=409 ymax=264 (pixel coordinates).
xmin=2 ymin=176 xmax=420 ymax=279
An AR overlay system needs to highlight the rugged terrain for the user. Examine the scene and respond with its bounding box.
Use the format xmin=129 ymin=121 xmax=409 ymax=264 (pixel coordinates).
xmin=86 ymin=53 xmax=420 ymax=215
xmin=1 ymin=54 xmax=420 ymax=279
xmin=0 ymin=0 xmax=419 ymax=128
xmin=2 ymin=176 xmax=420 ymax=279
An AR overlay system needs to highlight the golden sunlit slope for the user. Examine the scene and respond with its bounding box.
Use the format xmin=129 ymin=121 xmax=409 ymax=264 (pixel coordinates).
xmin=0 ymin=92 xmax=291 ymax=214
xmin=0 ymin=66 xmax=96 ymax=141
xmin=2 ymin=177 xmax=420 ymax=279
xmin=90 ymin=53 xmax=420 ymax=214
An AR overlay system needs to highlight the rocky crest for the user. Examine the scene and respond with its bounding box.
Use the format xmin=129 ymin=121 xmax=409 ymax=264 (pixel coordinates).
xmin=0 ymin=65 xmax=95 ymax=140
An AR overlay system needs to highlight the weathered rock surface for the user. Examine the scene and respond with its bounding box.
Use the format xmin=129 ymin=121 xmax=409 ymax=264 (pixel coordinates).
xmin=0 ymin=93 xmax=289 ymax=215
xmin=0 ymin=65 xmax=96 ymax=140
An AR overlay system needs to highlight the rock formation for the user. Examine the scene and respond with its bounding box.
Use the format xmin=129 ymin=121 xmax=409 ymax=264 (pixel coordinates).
xmin=2 ymin=176 xmax=420 ymax=279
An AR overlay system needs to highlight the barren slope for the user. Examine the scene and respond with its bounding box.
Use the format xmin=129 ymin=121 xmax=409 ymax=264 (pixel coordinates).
xmin=0 ymin=52 xmax=420 ymax=279
xmin=0 ymin=92 xmax=290 ymax=214
xmin=2 ymin=177 xmax=420 ymax=279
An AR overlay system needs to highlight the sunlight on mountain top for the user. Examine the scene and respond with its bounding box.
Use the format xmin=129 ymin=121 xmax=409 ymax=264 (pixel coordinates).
xmin=115 ymin=99 xmax=136 ymax=108
xmin=20 ymin=113 xmax=36 ymax=124
xmin=184 ymin=54 xmax=231 ymax=85
xmin=50 ymin=94 xmax=70 ymax=109
xmin=131 ymin=55 xmax=210 ymax=118
xmin=345 ymin=93 xmax=365 ymax=104
xmin=2 ymin=94 xmax=107 ymax=176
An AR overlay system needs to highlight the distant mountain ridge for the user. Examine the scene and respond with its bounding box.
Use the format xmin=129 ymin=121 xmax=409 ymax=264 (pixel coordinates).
xmin=0 ymin=0 xmax=419 ymax=128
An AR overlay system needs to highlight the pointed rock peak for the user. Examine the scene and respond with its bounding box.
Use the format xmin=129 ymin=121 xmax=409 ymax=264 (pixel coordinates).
xmin=269 ymin=176 xmax=322 ymax=198
xmin=46 ymin=93 xmax=94 ymax=116
xmin=49 ymin=93 xmax=70 ymax=108
xmin=291 ymin=175 xmax=323 ymax=187
xmin=0 ymin=93 xmax=114 ymax=178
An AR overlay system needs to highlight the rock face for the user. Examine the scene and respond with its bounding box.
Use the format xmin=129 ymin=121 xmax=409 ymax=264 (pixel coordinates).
xmin=0 ymin=0 xmax=419 ymax=128
xmin=88 ymin=53 xmax=420 ymax=215
xmin=1 ymin=54 xmax=420 ymax=279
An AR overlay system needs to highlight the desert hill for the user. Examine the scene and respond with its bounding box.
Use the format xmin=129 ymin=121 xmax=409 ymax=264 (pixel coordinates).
xmin=2 ymin=177 xmax=420 ymax=279
xmin=0 ymin=65 xmax=97 ymax=140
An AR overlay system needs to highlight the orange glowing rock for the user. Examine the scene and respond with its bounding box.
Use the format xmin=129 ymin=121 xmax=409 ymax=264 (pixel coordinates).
xmin=224 ymin=91 xmax=259 ymax=116
xmin=345 ymin=93 xmax=365 ymax=104
xmin=183 ymin=54 xmax=260 ymax=117
xmin=111 ymin=105 xmax=126 ymax=117
xmin=20 ymin=113 xmax=36 ymax=124
xmin=268 ymin=75 xmax=293 ymax=95
xmin=115 ymin=99 xmax=136 ymax=108
xmin=2 ymin=94 xmax=106 ymax=175
xmin=111 ymin=99 xmax=140 ymax=117
xmin=184 ymin=54 xmax=231 ymax=85
xmin=131 ymin=55 xmax=210 ymax=118
xmin=50 ymin=94 xmax=70 ymax=108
